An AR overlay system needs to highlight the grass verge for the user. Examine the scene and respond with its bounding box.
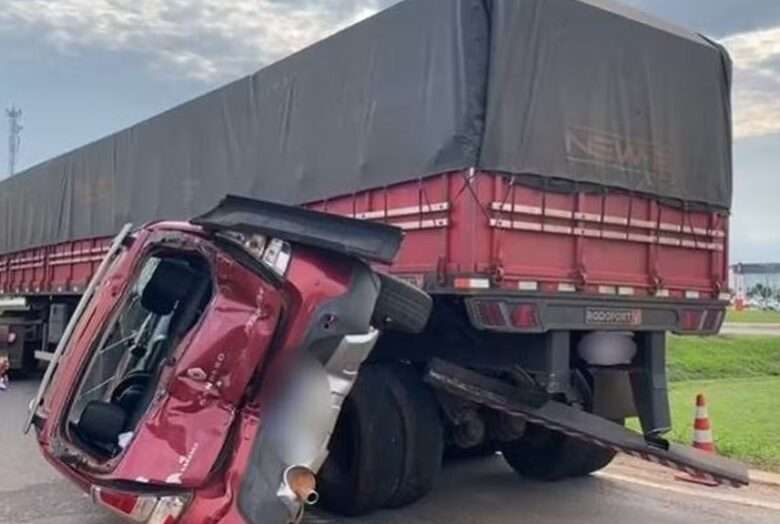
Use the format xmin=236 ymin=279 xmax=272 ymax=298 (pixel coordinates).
xmin=627 ymin=335 xmax=780 ymax=471
xmin=638 ymin=377 xmax=780 ymax=471
xmin=666 ymin=335 xmax=780 ymax=382
xmin=725 ymin=309 xmax=780 ymax=324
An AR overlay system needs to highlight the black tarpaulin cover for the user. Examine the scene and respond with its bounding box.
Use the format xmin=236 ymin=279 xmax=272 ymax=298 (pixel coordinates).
xmin=0 ymin=0 xmax=732 ymax=254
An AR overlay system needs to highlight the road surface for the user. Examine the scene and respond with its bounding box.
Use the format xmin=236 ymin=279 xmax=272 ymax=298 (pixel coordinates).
xmin=720 ymin=323 xmax=780 ymax=337
xmin=1 ymin=377 xmax=778 ymax=524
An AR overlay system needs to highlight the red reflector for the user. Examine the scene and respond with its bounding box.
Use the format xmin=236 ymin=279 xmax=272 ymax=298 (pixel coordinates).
xmin=92 ymin=487 xmax=189 ymax=523
xmin=475 ymin=301 xmax=506 ymax=327
xmin=511 ymin=304 xmax=539 ymax=328
xmin=680 ymin=310 xmax=705 ymax=331
xmin=98 ymin=490 xmax=140 ymax=515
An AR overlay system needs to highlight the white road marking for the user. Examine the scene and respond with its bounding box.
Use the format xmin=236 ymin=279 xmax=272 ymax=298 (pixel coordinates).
xmin=597 ymin=471 xmax=780 ymax=512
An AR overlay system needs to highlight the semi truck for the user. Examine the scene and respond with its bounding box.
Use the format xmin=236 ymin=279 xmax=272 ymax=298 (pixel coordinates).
xmin=5 ymin=0 xmax=746 ymax=521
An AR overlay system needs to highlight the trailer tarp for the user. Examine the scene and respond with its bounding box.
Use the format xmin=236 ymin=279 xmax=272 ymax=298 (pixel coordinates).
xmin=0 ymin=0 xmax=732 ymax=254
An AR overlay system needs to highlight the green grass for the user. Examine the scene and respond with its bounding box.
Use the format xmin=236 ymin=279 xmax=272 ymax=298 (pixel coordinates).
xmin=630 ymin=377 xmax=780 ymax=471
xmin=725 ymin=308 xmax=780 ymax=324
xmin=666 ymin=334 xmax=780 ymax=382
xmin=627 ymin=335 xmax=780 ymax=470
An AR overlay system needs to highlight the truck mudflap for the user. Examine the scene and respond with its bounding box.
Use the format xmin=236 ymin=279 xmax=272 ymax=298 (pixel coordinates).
xmin=425 ymin=359 xmax=749 ymax=487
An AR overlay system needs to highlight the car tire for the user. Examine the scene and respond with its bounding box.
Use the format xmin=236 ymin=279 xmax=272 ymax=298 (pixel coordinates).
xmin=317 ymin=365 xmax=405 ymax=516
xmin=372 ymin=273 xmax=433 ymax=334
xmin=381 ymin=364 xmax=444 ymax=508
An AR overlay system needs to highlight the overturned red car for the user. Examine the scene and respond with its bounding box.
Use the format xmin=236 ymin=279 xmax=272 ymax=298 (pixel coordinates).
xmin=26 ymin=196 xmax=431 ymax=524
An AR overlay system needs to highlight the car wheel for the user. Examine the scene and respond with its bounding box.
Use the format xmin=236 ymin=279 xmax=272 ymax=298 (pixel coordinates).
xmin=381 ymin=363 xmax=444 ymax=508
xmin=317 ymin=365 xmax=405 ymax=516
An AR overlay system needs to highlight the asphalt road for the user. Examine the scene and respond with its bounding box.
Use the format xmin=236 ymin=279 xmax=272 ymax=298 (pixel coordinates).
xmin=1 ymin=377 xmax=778 ymax=524
xmin=719 ymin=323 xmax=780 ymax=337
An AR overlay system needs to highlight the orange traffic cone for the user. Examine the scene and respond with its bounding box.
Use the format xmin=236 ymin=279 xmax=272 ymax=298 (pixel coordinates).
xmin=675 ymin=394 xmax=719 ymax=486
xmin=692 ymin=394 xmax=715 ymax=453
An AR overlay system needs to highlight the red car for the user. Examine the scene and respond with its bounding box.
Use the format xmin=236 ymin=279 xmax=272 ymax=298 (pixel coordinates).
xmin=26 ymin=196 xmax=430 ymax=524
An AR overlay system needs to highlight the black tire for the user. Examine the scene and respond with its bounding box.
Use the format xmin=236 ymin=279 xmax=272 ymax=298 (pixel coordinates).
xmin=372 ymin=273 xmax=433 ymax=334
xmin=317 ymin=365 xmax=405 ymax=516
xmin=381 ymin=364 xmax=444 ymax=508
xmin=499 ymin=371 xmax=620 ymax=481
xmin=567 ymin=435 xmax=621 ymax=477
xmin=444 ymin=441 xmax=498 ymax=462
xmin=500 ymin=423 xmax=618 ymax=481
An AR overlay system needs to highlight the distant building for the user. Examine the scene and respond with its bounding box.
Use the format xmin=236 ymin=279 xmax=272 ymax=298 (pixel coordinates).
xmin=730 ymin=263 xmax=780 ymax=299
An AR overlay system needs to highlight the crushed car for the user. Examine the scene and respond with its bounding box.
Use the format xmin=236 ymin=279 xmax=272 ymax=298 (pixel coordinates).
xmin=26 ymin=196 xmax=431 ymax=524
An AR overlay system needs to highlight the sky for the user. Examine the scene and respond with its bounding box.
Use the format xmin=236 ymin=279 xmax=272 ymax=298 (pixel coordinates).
xmin=0 ymin=0 xmax=778 ymax=263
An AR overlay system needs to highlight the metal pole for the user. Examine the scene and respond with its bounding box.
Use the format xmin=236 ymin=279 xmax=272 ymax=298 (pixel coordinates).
xmin=24 ymin=224 xmax=133 ymax=434
xmin=6 ymin=106 xmax=22 ymax=178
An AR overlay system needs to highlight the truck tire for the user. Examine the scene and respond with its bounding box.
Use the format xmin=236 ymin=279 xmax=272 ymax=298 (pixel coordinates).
xmin=372 ymin=273 xmax=433 ymax=334
xmin=445 ymin=441 xmax=497 ymax=461
xmin=499 ymin=371 xmax=619 ymax=481
xmin=499 ymin=423 xmax=618 ymax=481
xmin=317 ymin=365 xmax=405 ymax=516
xmin=381 ymin=364 xmax=444 ymax=508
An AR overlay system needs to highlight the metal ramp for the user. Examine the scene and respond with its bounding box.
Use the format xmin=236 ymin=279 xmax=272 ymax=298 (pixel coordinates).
xmin=425 ymin=359 xmax=749 ymax=488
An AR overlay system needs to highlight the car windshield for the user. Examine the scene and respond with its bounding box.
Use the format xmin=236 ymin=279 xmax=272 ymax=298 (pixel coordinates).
xmin=67 ymin=251 xmax=213 ymax=457
xmin=69 ymin=258 xmax=165 ymax=417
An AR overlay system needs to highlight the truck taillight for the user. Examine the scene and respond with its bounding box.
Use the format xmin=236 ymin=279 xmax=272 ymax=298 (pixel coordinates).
xmin=472 ymin=300 xmax=540 ymax=330
xmin=475 ymin=300 xmax=505 ymax=327
xmin=91 ymin=487 xmax=189 ymax=523
xmin=703 ymin=309 xmax=723 ymax=331
xmin=511 ymin=304 xmax=539 ymax=329
xmin=680 ymin=309 xmax=722 ymax=332
xmin=679 ymin=310 xmax=705 ymax=331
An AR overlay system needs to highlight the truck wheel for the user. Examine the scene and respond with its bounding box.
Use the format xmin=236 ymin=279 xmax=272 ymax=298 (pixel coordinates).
xmin=445 ymin=441 xmax=497 ymax=461
xmin=500 ymin=423 xmax=618 ymax=481
xmin=499 ymin=371 xmax=619 ymax=481
xmin=317 ymin=365 xmax=405 ymax=516
xmin=381 ymin=364 xmax=444 ymax=508
xmin=372 ymin=273 xmax=433 ymax=334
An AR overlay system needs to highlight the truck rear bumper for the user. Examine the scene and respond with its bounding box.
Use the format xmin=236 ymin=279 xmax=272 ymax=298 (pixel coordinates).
xmin=461 ymin=293 xmax=727 ymax=335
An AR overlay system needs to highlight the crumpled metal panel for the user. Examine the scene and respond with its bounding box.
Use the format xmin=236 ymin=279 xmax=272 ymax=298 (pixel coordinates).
xmin=112 ymin=248 xmax=282 ymax=487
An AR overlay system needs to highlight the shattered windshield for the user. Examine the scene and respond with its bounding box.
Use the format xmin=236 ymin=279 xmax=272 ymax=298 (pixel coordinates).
xmin=69 ymin=257 xmax=167 ymax=422
xmin=68 ymin=252 xmax=213 ymax=436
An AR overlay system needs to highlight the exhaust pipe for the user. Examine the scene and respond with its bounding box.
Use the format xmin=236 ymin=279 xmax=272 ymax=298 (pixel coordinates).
xmin=285 ymin=465 xmax=319 ymax=506
xmin=278 ymin=465 xmax=319 ymax=524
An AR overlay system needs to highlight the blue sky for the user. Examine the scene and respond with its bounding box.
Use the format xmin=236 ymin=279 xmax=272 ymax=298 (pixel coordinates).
xmin=1 ymin=0 xmax=779 ymax=262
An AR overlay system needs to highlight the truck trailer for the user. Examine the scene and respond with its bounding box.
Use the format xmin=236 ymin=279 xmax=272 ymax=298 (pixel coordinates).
xmin=3 ymin=0 xmax=745 ymax=521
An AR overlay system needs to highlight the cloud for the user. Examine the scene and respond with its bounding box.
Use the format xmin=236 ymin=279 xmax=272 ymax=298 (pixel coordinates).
xmin=0 ymin=0 xmax=384 ymax=81
xmin=1 ymin=0 xmax=778 ymax=141
xmin=720 ymin=26 xmax=780 ymax=140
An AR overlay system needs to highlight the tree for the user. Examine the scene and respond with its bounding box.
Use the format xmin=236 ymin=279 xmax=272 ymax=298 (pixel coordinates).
xmin=748 ymin=284 xmax=773 ymax=303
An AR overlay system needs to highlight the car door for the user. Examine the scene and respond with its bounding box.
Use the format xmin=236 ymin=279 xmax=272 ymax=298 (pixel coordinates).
xmin=110 ymin=248 xmax=283 ymax=487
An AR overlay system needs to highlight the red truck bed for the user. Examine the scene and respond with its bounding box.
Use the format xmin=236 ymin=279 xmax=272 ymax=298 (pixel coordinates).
xmin=1 ymin=170 xmax=727 ymax=304
xmin=309 ymin=171 xmax=728 ymax=300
